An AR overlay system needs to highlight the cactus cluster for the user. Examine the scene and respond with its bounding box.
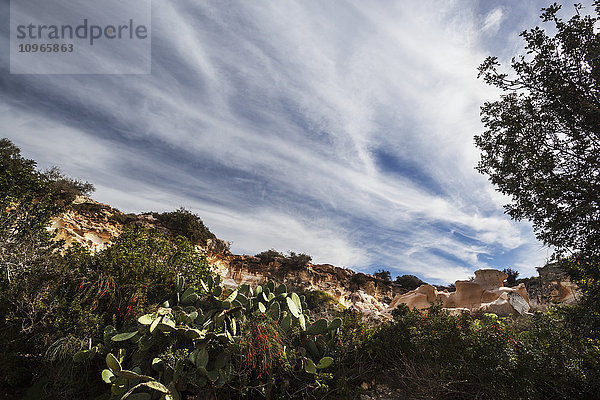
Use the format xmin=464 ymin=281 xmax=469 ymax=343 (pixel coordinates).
xmin=77 ymin=275 xmax=342 ymax=399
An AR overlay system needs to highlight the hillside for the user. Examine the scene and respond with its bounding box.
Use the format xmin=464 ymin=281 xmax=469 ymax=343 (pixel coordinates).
xmin=50 ymin=196 xmax=578 ymax=320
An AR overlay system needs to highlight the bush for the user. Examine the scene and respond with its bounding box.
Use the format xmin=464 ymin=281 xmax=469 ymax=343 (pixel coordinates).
xmin=373 ymin=269 xmax=391 ymax=284
xmin=255 ymin=248 xmax=285 ymax=264
xmin=395 ymin=274 xmax=425 ymax=290
xmin=356 ymin=304 xmax=600 ymax=399
xmin=0 ymin=226 xmax=211 ymax=398
xmin=303 ymin=290 xmax=345 ymax=315
xmin=255 ymin=250 xmax=312 ymax=270
xmin=283 ymin=252 xmax=312 ymax=270
xmin=503 ymin=268 xmax=519 ymax=287
xmin=154 ymin=207 xmax=216 ymax=245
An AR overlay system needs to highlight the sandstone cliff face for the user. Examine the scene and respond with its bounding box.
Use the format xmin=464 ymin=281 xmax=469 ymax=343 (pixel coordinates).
xmin=49 ymin=197 xmax=578 ymax=318
xmin=207 ymin=247 xmax=406 ymax=318
xmin=49 ymin=197 xmax=122 ymax=252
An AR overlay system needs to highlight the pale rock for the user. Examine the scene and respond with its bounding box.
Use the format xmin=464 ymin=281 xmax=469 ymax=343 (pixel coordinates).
xmin=385 ymin=269 xmax=531 ymax=317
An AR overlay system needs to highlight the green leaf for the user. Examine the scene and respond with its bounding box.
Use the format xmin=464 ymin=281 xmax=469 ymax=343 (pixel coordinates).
xmin=258 ymin=302 xmax=266 ymax=313
xmin=306 ymin=339 xmax=321 ymax=360
xmin=121 ymin=381 xmax=169 ymax=399
xmin=280 ymin=315 xmax=292 ymax=332
xmin=299 ymin=314 xmax=306 ymax=331
xmin=221 ymin=300 xmax=231 ymax=310
xmin=137 ymin=314 xmax=155 ymax=325
xmin=111 ymin=331 xmax=138 ymax=342
xmin=307 ymin=319 xmax=328 ymax=335
xmin=125 ymin=394 xmax=151 ymax=400
xmin=186 ymin=328 xmax=205 ymax=339
xmin=200 ymin=279 xmax=209 ymax=293
xmin=206 ymin=369 xmax=219 ymax=383
xmin=276 ymin=283 xmax=287 ymax=295
xmin=196 ymin=347 xmax=209 ymax=368
xmin=214 ymin=351 xmax=227 ymax=369
xmin=102 ymin=369 xmax=115 ymax=383
xmin=73 ymin=350 xmax=91 ymax=363
xmin=229 ymin=318 xmax=237 ymax=336
xmin=181 ymin=292 xmax=199 ymax=306
xmin=141 ymin=380 xmax=170 ymax=393
xmin=116 ymin=369 xmax=141 ymax=379
xmin=328 ymin=317 xmax=342 ymax=330
xmin=269 ymin=301 xmax=281 ymax=320
xmin=225 ymin=289 xmax=238 ymax=303
xmin=212 ymin=286 xmax=223 ymax=298
xmin=152 ymin=358 xmax=164 ymax=371
xmin=286 ymin=297 xmax=300 ymax=318
xmin=106 ymin=353 xmax=122 ymax=372
xmin=304 ymin=358 xmax=317 ymax=374
xmin=316 ymin=356 xmax=333 ymax=369
xmin=291 ymin=292 xmax=302 ymax=311
xmin=149 ymin=316 xmax=161 ymax=334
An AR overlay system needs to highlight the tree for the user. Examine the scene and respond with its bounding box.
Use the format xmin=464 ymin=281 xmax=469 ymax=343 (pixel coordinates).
xmin=395 ymin=274 xmax=425 ymax=290
xmin=475 ymin=3 xmax=600 ymax=302
xmin=154 ymin=207 xmax=215 ymax=245
xmin=0 ymin=139 xmax=94 ymax=285
xmin=503 ymin=268 xmax=520 ymax=287
xmin=374 ymin=269 xmax=392 ymax=284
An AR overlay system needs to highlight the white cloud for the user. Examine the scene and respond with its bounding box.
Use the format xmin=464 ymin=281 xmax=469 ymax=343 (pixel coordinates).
xmin=482 ymin=8 xmax=505 ymax=33
xmin=0 ymin=1 xmax=548 ymax=284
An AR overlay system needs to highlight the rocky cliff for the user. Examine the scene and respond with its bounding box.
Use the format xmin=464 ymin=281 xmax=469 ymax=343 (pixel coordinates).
xmin=49 ymin=196 xmax=578 ymax=318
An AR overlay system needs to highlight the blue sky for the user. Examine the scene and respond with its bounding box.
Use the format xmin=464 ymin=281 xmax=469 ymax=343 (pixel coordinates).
xmin=2 ymin=1 xmax=588 ymax=284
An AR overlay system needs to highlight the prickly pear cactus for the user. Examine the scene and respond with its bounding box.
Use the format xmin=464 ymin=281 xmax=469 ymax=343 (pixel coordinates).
xmin=90 ymin=275 xmax=342 ymax=398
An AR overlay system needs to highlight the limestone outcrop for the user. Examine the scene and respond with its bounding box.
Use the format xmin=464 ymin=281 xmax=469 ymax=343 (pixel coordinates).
xmin=48 ymin=196 xmax=579 ymax=319
xmin=386 ymin=269 xmax=532 ymax=317
xmin=209 ymin=255 xmax=404 ymax=319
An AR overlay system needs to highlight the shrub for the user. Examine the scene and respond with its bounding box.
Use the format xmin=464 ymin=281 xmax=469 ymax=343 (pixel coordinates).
xmin=373 ymin=269 xmax=391 ymax=284
xmin=395 ymin=274 xmax=425 ymax=290
xmin=283 ymin=252 xmax=312 ymax=270
xmin=358 ymin=304 xmax=600 ymax=400
xmin=255 ymin=248 xmax=285 ymax=264
xmin=503 ymin=268 xmax=519 ymax=287
xmin=303 ymin=290 xmax=345 ymax=315
xmin=154 ymin=207 xmax=216 ymax=246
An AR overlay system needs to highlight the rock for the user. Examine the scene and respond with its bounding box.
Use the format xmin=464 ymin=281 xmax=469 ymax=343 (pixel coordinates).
xmin=385 ymin=269 xmax=533 ymax=317
xmin=473 ymin=269 xmax=508 ymax=290
xmin=47 ymin=197 xmax=579 ymax=319
xmin=507 ymin=292 xmax=530 ymax=315
xmin=206 ymin=238 xmax=230 ymax=256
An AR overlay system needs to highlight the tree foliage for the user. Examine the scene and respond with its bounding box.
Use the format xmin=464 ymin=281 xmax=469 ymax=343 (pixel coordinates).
xmin=503 ymin=268 xmax=520 ymax=287
xmin=154 ymin=207 xmax=216 ymax=246
xmin=475 ymin=3 xmax=600 ymax=302
xmin=373 ymin=269 xmax=391 ymax=284
xmin=395 ymin=274 xmax=425 ymax=290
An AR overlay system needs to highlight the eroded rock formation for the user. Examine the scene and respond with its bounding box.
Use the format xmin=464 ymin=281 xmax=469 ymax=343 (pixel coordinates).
xmin=386 ymin=269 xmax=532 ymax=317
xmin=48 ymin=197 xmax=578 ymax=318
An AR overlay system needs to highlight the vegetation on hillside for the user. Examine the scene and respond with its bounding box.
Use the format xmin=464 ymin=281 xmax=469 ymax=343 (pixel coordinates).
xmin=255 ymin=249 xmax=312 ymax=270
xmin=2 ymin=3 xmax=600 ymax=399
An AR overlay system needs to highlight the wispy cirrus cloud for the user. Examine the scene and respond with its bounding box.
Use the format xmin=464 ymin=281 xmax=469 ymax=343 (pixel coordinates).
xmin=0 ymin=0 xmax=558 ymax=283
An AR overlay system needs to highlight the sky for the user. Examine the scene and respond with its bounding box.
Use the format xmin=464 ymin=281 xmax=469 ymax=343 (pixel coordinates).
xmin=2 ymin=0 xmax=588 ymax=284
